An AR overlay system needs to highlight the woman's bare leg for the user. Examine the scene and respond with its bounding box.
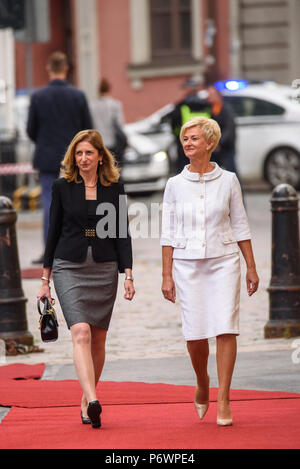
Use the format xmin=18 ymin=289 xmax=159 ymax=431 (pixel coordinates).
xmin=81 ymin=327 xmax=107 ymax=416
xmin=70 ymin=323 xmax=97 ymax=415
xmin=187 ymin=339 xmax=210 ymax=404
xmin=91 ymin=327 xmax=107 ymax=383
xmin=216 ymin=334 xmax=237 ymax=420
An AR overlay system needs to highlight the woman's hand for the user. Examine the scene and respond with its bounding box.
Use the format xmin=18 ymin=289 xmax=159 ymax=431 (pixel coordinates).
xmin=237 ymin=240 xmax=259 ymax=297
xmin=246 ymin=267 xmax=259 ymax=296
xmin=37 ymin=283 xmax=53 ymax=305
xmin=37 ymin=268 xmax=53 ymax=305
xmin=162 ymin=276 xmax=176 ymax=303
xmin=124 ymin=279 xmax=135 ymax=301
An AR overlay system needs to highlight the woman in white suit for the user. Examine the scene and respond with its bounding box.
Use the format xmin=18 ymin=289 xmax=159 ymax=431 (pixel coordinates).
xmin=161 ymin=116 xmax=259 ymax=426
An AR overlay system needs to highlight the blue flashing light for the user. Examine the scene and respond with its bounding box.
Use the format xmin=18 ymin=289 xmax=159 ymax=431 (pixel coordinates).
xmin=214 ymin=80 xmax=248 ymax=92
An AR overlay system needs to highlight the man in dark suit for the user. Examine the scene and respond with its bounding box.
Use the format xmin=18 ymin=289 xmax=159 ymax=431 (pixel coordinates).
xmin=27 ymin=51 xmax=93 ymax=263
xmin=205 ymin=80 xmax=245 ymax=203
xmin=205 ymin=83 xmax=238 ymax=175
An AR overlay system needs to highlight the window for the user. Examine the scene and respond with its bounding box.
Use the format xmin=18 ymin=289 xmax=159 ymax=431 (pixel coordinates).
xmin=151 ymin=0 xmax=192 ymax=62
xmin=128 ymin=0 xmax=203 ymax=88
xmin=224 ymin=96 xmax=285 ymax=117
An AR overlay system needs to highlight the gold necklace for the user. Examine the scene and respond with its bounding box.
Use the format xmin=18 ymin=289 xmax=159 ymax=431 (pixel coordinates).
xmin=85 ymin=178 xmax=98 ymax=188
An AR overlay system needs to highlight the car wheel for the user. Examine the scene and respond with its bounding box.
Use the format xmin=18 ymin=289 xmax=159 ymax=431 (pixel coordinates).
xmin=264 ymin=147 xmax=300 ymax=189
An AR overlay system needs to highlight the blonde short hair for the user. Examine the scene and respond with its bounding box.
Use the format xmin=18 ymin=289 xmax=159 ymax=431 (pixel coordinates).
xmin=180 ymin=116 xmax=221 ymax=153
xmin=61 ymin=129 xmax=120 ymax=186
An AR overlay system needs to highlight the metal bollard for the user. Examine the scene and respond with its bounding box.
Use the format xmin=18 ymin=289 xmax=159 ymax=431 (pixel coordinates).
xmin=265 ymin=184 xmax=300 ymax=338
xmin=0 ymin=196 xmax=33 ymax=347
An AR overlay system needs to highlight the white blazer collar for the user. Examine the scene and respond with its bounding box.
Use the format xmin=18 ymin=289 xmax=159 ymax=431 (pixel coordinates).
xmin=181 ymin=162 xmax=223 ymax=181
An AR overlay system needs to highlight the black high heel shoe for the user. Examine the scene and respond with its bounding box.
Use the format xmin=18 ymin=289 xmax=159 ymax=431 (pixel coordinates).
xmin=81 ymin=411 xmax=91 ymax=425
xmin=87 ymin=400 xmax=102 ymax=428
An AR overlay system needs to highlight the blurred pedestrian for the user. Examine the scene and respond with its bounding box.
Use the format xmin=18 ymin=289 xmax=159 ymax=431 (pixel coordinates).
xmin=162 ymin=77 xmax=211 ymax=173
xmin=27 ymin=51 xmax=93 ymax=264
xmin=37 ymin=129 xmax=134 ymax=428
xmin=161 ymin=116 xmax=259 ymax=426
xmin=90 ymin=78 xmax=127 ymax=167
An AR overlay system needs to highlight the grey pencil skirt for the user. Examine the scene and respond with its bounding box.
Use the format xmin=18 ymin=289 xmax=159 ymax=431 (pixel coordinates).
xmin=52 ymin=247 xmax=118 ymax=330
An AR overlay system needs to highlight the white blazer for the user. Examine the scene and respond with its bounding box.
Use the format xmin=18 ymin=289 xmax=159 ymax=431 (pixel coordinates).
xmin=160 ymin=163 xmax=251 ymax=259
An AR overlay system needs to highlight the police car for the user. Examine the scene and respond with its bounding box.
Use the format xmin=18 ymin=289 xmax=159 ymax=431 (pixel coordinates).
xmin=11 ymin=80 xmax=300 ymax=198
xmin=122 ymin=105 xmax=176 ymax=195
xmin=217 ymin=79 xmax=300 ymax=189
xmin=123 ymin=79 xmax=300 ymax=192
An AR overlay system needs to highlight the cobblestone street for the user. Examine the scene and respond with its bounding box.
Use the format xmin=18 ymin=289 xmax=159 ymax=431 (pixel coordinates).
xmin=4 ymin=191 xmax=296 ymax=366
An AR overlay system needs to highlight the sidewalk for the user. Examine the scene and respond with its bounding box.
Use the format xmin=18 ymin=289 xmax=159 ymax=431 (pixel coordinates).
xmin=10 ymin=191 xmax=298 ymax=365
xmin=1 ymin=191 xmax=300 ymax=448
xmin=1 ymin=192 xmax=300 ymax=368
xmin=4 ymin=192 xmax=299 ymax=376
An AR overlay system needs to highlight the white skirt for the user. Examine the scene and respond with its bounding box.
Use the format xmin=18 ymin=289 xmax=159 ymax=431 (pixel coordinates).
xmin=173 ymin=253 xmax=241 ymax=341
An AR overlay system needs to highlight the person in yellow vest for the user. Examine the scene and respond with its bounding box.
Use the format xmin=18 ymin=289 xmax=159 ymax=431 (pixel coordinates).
xmin=164 ymin=78 xmax=241 ymax=179
xmin=163 ymin=78 xmax=211 ymax=173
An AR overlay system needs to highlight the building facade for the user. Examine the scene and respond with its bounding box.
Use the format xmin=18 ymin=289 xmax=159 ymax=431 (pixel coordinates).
xmin=13 ymin=0 xmax=233 ymax=122
xmin=14 ymin=0 xmax=300 ymax=124
xmin=229 ymin=0 xmax=300 ymax=87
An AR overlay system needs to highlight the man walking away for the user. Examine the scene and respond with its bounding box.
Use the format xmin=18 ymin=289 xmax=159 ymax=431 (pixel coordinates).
xmin=27 ymin=51 xmax=93 ymax=264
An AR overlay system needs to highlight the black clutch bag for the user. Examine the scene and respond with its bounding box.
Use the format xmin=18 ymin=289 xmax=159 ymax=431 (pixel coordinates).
xmin=37 ymin=297 xmax=59 ymax=342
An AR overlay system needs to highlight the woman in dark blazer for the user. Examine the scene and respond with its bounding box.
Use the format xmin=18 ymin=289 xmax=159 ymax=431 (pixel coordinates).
xmin=37 ymin=129 xmax=134 ymax=429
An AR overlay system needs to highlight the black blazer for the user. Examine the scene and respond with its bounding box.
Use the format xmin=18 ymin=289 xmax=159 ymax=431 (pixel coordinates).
xmin=27 ymin=80 xmax=93 ymax=174
xmin=43 ymin=177 xmax=133 ymax=273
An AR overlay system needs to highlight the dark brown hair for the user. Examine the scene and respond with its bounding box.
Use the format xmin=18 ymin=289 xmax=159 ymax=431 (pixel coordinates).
xmin=99 ymin=78 xmax=111 ymax=95
xmin=48 ymin=51 xmax=68 ymax=74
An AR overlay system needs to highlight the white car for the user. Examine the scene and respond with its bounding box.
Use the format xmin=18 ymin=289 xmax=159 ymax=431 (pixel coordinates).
xmin=122 ymin=121 xmax=175 ymax=195
xmin=8 ymin=81 xmax=300 ymax=197
xmin=219 ymin=80 xmax=300 ymax=189
xmin=123 ymin=80 xmax=300 ymax=192
xmin=122 ymin=104 xmax=176 ymax=195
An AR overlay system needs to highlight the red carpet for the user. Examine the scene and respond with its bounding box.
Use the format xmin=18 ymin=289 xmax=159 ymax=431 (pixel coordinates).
xmin=0 ymin=363 xmax=45 ymax=380
xmin=1 ymin=398 xmax=300 ymax=449
xmin=0 ymin=365 xmax=299 ymax=449
xmin=1 ymin=378 xmax=299 ymax=409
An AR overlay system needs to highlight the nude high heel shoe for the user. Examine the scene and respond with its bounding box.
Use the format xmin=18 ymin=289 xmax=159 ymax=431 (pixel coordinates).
xmin=194 ymin=376 xmax=210 ymax=420
xmin=194 ymin=401 xmax=209 ymax=420
xmin=217 ymin=401 xmax=233 ymax=426
xmin=217 ymin=417 xmax=233 ymax=426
